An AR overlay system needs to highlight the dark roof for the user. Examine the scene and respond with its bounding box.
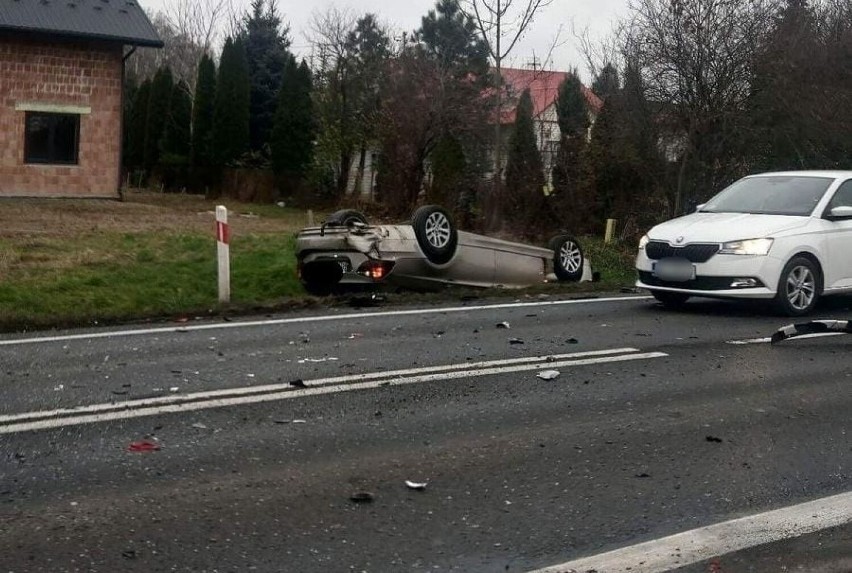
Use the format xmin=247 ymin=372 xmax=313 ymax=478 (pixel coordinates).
xmin=0 ymin=0 xmax=163 ymax=47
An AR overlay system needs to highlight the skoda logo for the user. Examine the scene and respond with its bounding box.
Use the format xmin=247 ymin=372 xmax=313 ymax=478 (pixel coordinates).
xmin=675 ymin=236 xmax=685 ymax=244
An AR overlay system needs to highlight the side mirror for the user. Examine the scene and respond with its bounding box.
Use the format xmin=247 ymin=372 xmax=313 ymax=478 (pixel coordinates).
xmin=695 ymin=204 xmax=706 ymax=212
xmin=829 ymin=206 xmax=852 ymax=220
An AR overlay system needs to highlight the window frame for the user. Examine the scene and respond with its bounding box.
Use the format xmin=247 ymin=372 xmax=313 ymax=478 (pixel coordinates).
xmin=24 ymin=111 xmax=81 ymax=166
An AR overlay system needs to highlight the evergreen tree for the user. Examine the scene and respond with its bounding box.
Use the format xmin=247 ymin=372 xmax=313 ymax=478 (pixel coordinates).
xmin=591 ymin=63 xmax=620 ymax=102
xmin=243 ymin=0 xmax=291 ymax=152
xmin=191 ymin=54 xmax=217 ymax=173
xmin=126 ymin=78 xmax=150 ymax=171
xmin=504 ymin=89 xmax=544 ymax=226
xmin=161 ymin=81 xmax=192 ymax=160
xmin=552 ymin=72 xmax=592 ymax=232
xmin=418 ymin=0 xmax=489 ymax=79
xmin=144 ymin=66 xmax=174 ymax=171
xmin=271 ymin=59 xmax=315 ymax=188
xmin=212 ymin=36 xmax=251 ymax=166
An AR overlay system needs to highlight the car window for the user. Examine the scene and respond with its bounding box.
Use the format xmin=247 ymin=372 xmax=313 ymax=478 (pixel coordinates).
xmin=702 ymin=176 xmax=833 ymax=216
xmin=827 ymin=180 xmax=852 ymax=210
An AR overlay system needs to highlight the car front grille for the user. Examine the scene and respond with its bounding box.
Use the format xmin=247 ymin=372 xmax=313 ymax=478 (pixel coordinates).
xmin=638 ymin=272 xmax=765 ymax=291
xmin=645 ymin=241 xmax=720 ymax=263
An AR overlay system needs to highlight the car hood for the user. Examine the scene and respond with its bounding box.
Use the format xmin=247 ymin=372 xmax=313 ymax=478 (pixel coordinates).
xmin=649 ymin=212 xmax=811 ymax=243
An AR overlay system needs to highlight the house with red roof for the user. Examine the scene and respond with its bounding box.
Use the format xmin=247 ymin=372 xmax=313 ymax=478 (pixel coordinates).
xmin=495 ymin=68 xmax=603 ymax=185
xmin=346 ymin=66 xmax=602 ymax=198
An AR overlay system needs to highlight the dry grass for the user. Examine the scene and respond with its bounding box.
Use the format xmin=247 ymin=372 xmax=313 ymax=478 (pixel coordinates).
xmin=0 ymin=190 xmax=318 ymax=238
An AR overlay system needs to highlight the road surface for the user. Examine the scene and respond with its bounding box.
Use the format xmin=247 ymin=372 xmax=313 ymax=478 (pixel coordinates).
xmin=1 ymin=294 xmax=850 ymax=572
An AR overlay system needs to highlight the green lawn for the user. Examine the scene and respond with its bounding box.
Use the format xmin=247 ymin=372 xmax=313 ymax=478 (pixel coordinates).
xmin=0 ymin=193 xmax=638 ymax=330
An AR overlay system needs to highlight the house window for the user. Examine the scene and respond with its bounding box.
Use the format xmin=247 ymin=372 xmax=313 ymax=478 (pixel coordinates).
xmin=24 ymin=112 xmax=80 ymax=165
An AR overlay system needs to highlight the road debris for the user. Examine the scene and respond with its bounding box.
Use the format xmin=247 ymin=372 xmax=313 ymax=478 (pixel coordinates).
xmin=191 ymin=423 xmax=209 ymax=430
xmin=566 ymin=338 xmax=579 ymax=344
xmin=292 ymin=419 xmax=307 ymax=424
xmin=496 ymin=322 xmax=511 ymax=329
xmin=705 ymin=435 xmax=723 ymax=443
xmin=127 ymin=440 xmax=160 ymax=453
xmin=169 ymin=387 xmax=180 ymax=393
xmin=53 ymin=384 xmax=65 ymax=391
xmin=290 ymin=379 xmax=307 ymax=388
xmin=537 ymin=370 xmax=561 ymax=381
xmin=350 ymin=492 xmax=374 ymax=503
xmin=635 ymin=473 xmax=651 ymax=478
xmin=508 ymin=338 xmax=525 ymax=345
xmin=771 ymin=319 xmax=852 ymax=343
xmin=405 ymin=480 xmax=428 ymax=491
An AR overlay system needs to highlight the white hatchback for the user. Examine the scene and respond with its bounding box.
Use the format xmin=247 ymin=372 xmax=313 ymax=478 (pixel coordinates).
xmin=636 ymin=171 xmax=852 ymax=315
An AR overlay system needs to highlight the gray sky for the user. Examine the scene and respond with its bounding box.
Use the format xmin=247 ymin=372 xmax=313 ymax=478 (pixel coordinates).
xmin=137 ymin=0 xmax=630 ymax=81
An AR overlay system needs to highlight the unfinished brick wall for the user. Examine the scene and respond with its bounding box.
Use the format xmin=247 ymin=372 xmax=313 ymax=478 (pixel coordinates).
xmin=0 ymin=38 xmax=123 ymax=198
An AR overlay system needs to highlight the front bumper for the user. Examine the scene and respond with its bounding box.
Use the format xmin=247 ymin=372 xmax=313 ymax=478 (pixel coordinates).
xmin=635 ymin=250 xmax=785 ymax=299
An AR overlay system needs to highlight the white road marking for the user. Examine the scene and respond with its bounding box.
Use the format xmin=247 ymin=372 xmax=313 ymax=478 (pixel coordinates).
xmin=726 ymin=332 xmax=845 ymax=345
xmin=0 ymin=348 xmax=640 ymax=424
xmin=0 ymin=296 xmax=651 ymax=347
xmin=0 ymin=350 xmax=667 ymax=434
xmin=530 ymin=490 xmax=852 ymax=573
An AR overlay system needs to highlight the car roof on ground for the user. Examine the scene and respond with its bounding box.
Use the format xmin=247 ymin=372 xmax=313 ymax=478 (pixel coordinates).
xmin=749 ymin=171 xmax=852 ymax=179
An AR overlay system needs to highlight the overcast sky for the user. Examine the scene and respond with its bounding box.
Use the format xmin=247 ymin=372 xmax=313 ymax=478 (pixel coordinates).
xmin=137 ymin=0 xmax=630 ymax=81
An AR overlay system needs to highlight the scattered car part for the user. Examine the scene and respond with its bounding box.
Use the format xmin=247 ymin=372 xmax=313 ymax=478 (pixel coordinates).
xmin=405 ymin=481 xmax=428 ymax=490
xmin=771 ymin=319 xmax=852 ymax=343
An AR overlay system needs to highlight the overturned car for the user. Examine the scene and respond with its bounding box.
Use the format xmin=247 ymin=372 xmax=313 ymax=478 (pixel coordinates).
xmin=295 ymin=205 xmax=593 ymax=295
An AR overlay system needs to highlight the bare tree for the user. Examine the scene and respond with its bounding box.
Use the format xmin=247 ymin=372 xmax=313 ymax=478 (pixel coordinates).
xmin=623 ymin=0 xmax=776 ymax=214
xmin=460 ymin=0 xmax=554 ymax=196
xmin=128 ymin=0 xmax=228 ymax=90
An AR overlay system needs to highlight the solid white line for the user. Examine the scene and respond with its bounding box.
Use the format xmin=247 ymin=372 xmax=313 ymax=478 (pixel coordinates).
xmin=0 ymin=351 xmax=667 ymax=434
xmin=0 ymin=348 xmax=640 ymax=424
xmin=726 ymin=332 xmax=845 ymax=345
xmin=529 ymin=490 xmax=852 ymax=573
xmin=0 ymin=296 xmax=651 ymax=347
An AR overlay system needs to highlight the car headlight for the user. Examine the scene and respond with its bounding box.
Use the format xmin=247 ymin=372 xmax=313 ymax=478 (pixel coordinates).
xmin=638 ymin=234 xmax=650 ymax=250
xmin=719 ymin=238 xmax=774 ymax=256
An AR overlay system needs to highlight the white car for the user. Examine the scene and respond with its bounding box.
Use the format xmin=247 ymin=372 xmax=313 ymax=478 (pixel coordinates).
xmin=636 ymin=171 xmax=852 ymax=316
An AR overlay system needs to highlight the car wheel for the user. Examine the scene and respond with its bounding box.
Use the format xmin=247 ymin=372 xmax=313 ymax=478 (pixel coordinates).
xmin=774 ymin=256 xmax=820 ymax=316
xmin=412 ymin=205 xmax=458 ymax=265
xmin=550 ymin=235 xmax=584 ymax=282
xmin=651 ymin=290 xmax=690 ymax=308
xmin=325 ymin=209 xmax=368 ymax=227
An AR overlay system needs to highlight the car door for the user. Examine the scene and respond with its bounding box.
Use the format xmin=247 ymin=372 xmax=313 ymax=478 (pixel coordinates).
xmin=821 ymin=179 xmax=852 ymax=290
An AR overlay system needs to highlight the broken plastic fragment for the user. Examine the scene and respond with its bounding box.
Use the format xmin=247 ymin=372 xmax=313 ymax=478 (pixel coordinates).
xmin=496 ymin=322 xmax=511 ymax=329
xmin=191 ymin=423 xmax=209 ymax=430
xmin=350 ymin=492 xmax=374 ymax=503
xmin=127 ymin=440 xmax=160 ymax=453
xmin=405 ymin=481 xmax=428 ymax=491
xmin=537 ymin=370 xmax=561 ymax=381
xmin=508 ymin=338 xmax=524 ymax=345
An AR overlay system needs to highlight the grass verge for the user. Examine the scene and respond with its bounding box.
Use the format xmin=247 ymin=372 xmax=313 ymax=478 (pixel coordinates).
xmin=0 ymin=194 xmax=637 ymax=331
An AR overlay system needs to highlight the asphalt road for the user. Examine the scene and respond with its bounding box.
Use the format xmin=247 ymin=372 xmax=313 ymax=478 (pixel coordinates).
xmin=1 ymin=293 xmax=850 ymax=572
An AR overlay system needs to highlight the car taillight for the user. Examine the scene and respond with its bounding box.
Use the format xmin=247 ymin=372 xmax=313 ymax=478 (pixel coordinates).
xmin=357 ymin=260 xmax=395 ymax=281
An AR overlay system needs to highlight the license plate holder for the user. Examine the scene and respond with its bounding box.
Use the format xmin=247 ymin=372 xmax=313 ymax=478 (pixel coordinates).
xmin=653 ymin=258 xmax=696 ymax=282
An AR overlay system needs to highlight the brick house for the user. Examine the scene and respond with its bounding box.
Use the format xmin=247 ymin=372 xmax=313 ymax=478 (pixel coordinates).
xmin=0 ymin=1 xmax=161 ymax=198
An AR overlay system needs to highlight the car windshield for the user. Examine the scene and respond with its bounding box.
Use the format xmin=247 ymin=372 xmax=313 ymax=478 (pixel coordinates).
xmin=700 ymin=176 xmax=833 ymax=216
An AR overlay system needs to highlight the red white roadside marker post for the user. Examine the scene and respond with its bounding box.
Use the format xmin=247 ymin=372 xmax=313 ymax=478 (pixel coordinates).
xmin=216 ymin=205 xmax=231 ymax=303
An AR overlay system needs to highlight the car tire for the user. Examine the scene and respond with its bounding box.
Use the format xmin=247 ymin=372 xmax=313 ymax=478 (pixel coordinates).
xmin=651 ymin=290 xmax=690 ymax=308
xmin=411 ymin=205 xmax=458 ymax=265
xmin=550 ymin=235 xmax=584 ymax=282
xmin=774 ymin=256 xmax=820 ymax=316
xmin=325 ymin=209 xmax=368 ymax=227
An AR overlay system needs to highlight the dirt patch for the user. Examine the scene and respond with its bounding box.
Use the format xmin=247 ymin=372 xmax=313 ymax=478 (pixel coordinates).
xmin=0 ymin=191 xmax=317 ymax=239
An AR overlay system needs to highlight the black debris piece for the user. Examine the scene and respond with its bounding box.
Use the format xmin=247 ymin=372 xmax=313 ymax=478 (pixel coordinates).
xmin=350 ymin=492 xmax=374 ymax=503
xmin=508 ymin=338 xmax=525 ymax=345
xmin=290 ymin=379 xmax=307 ymax=388
xmin=705 ymin=436 xmax=723 ymax=443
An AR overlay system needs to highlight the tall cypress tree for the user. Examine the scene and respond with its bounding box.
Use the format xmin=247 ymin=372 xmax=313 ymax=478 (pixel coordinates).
xmin=271 ymin=58 xmax=315 ymax=189
xmin=591 ymin=63 xmax=620 ymax=102
xmin=504 ymin=89 xmax=544 ymax=222
xmin=212 ymin=36 xmax=251 ymax=166
xmin=161 ymin=80 xmax=192 ymax=160
xmin=243 ymin=0 xmax=291 ymax=152
xmin=191 ymin=54 xmax=217 ymax=173
xmin=552 ymin=73 xmax=590 ymax=202
xmin=144 ymin=66 xmax=174 ymax=171
xmin=126 ymin=78 xmax=151 ymax=172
